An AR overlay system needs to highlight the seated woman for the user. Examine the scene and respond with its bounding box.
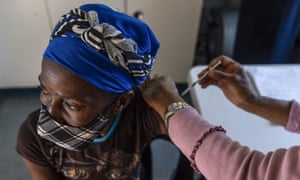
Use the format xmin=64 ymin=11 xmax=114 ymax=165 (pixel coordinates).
xmin=16 ymin=4 xmax=167 ymax=179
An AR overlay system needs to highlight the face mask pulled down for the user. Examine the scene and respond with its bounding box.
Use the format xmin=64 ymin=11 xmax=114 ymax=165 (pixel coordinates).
xmin=36 ymin=106 xmax=110 ymax=151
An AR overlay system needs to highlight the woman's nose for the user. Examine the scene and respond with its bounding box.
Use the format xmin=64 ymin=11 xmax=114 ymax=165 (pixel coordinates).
xmin=46 ymin=98 xmax=63 ymax=120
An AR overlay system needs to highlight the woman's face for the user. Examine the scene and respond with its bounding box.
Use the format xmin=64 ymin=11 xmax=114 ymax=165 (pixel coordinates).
xmin=39 ymin=59 xmax=116 ymax=127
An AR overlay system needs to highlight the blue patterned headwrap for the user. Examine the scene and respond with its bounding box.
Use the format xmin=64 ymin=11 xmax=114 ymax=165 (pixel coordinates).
xmin=43 ymin=4 xmax=160 ymax=94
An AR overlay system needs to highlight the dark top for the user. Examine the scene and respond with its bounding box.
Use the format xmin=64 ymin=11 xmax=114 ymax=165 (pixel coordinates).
xmin=16 ymin=90 xmax=166 ymax=180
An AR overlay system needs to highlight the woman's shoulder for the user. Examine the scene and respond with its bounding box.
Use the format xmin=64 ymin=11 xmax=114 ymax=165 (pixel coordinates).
xmin=16 ymin=108 xmax=40 ymax=146
xmin=16 ymin=108 xmax=53 ymax=166
xmin=19 ymin=109 xmax=40 ymax=133
xmin=16 ymin=109 xmax=41 ymax=155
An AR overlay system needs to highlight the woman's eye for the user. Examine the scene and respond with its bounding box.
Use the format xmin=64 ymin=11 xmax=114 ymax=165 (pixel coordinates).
xmin=42 ymin=90 xmax=50 ymax=95
xmin=62 ymin=101 xmax=81 ymax=111
xmin=39 ymin=86 xmax=50 ymax=95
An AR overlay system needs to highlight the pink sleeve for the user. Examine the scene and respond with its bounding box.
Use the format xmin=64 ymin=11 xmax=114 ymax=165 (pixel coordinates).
xmin=286 ymin=100 xmax=300 ymax=133
xmin=168 ymin=107 xmax=300 ymax=180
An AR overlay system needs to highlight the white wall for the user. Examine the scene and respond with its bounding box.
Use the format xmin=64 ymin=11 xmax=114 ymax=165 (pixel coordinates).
xmin=128 ymin=0 xmax=203 ymax=82
xmin=0 ymin=0 xmax=203 ymax=88
xmin=0 ymin=0 xmax=49 ymax=88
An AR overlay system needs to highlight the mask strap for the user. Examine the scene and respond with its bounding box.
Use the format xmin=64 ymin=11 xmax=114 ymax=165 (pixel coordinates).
xmin=93 ymin=111 xmax=122 ymax=143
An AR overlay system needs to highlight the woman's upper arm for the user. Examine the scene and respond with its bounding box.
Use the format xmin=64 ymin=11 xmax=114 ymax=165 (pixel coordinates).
xmin=22 ymin=158 xmax=63 ymax=180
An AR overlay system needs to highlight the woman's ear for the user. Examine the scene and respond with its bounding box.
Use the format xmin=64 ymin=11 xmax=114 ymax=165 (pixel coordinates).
xmin=115 ymin=90 xmax=135 ymax=111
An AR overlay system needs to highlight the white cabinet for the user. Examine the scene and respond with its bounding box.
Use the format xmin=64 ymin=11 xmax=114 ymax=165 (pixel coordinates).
xmin=128 ymin=0 xmax=203 ymax=82
xmin=0 ymin=0 xmax=49 ymax=88
xmin=0 ymin=0 xmax=203 ymax=88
